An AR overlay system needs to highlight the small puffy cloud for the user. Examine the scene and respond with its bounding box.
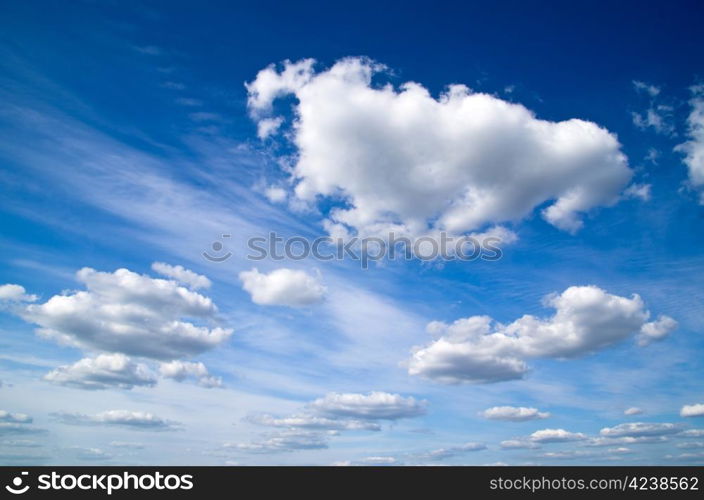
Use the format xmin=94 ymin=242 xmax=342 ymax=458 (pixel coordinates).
xmin=150 ymin=262 xmax=211 ymax=290
xmin=481 ymin=406 xmax=550 ymax=422
xmin=239 ymin=268 xmax=326 ymax=307
xmin=530 ymin=428 xmax=587 ymax=443
xmin=264 ymin=185 xmax=288 ymax=203
xmin=246 ymin=57 xmax=633 ymax=238
xmin=0 ymin=411 xmax=32 ymax=424
xmin=584 ymin=436 xmax=668 ymax=447
xmin=624 ymin=407 xmax=644 ymax=416
xmin=159 ymin=360 xmax=222 ymax=388
xmin=226 ymin=430 xmax=328 ymax=453
xmin=246 ymin=413 xmax=381 ymax=431
xmin=52 ymin=410 xmax=180 ymax=431
xmin=679 ymin=429 xmax=704 ymax=438
xmin=623 ymin=183 xmax=651 ymax=202
xmin=500 ymin=439 xmax=541 ymax=450
xmin=633 ymin=81 xmax=661 ymax=97
xmin=631 ymin=81 xmax=674 ymax=135
xmin=19 ymin=267 xmax=232 ymax=360
xmin=408 ymin=286 xmax=674 ymax=384
xmin=676 ymin=85 xmax=704 ymax=201
xmin=681 ymin=404 xmax=704 ymax=418
xmin=419 ymin=442 xmax=486 ymax=460
xmin=43 ymin=354 xmax=157 ymax=390
xmin=677 ymin=442 xmax=704 ymax=449
xmin=309 ymin=392 xmax=427 ymax=420
xmin=638 ymin=316 xmax=677 ymax=346
xmin=109 ymin=441 xmax=144 ymax=449
xmin=600 ymin=422 xmax=682 ymax=438
xmin=0 ymin=284 xmax=37 ymax=302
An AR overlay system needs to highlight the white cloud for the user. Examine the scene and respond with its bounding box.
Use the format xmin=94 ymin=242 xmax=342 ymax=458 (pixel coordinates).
xmin=150 ymin=262 xmax=211 ymax=290
xmin=679 ymin=429 xmax=704 ymax=438
xmin=583 ymin=436 xmax=668 ymax=447
xmin=680 ymin=404 xmax=704 ymax=418
xmin=676 ymin=84 xmax=704 ymax=200
xmin=481 ymin=406 xmax=550 ymax=422
xmin=623 ymin=183 xmax=651 ymax=202
xmin=419 ymin=442 xmax=486 ymax=460
xmin=226 ymin=430 xmax=329 ymax=453
xmin=530 ymin=428 xmax=587 ymax=443
xmin=246 ymin=413 xmax=381 ymax=431
xmin=308 ymin=392 xmax=427 ymax=420
xmin=52 ymin=410 xmax=179 ymax=431
xmin=109 ymin=441 xmax=144 ymax=449
xmin=43 ymin=354 xmax=157 ymax=390
xmin=633 ymin=81 xmax=661 ymax=97
xmin=159 ymin=360 xmax=222 ymax=388
xmin=500 ymin=439 xmax=540 ymax=450
xmin=257 ymin=117 xmax=284 ymax=139
xmin=239 ymin=268 xmax=326 ymax=307
xmin=600 ymin=422 xmax=682 ymax=438
xmin=19 ymin=267 xmax=232 ymax=360
xmin=0 ymin=284 xmax=37 ymax=302
xmin=246 ymin=57 xmax=633 ymax=238
xmin=638 ymin=315 xmax=678 ymax=346
xmin=408 ymin=286 xmax=674 ymax=384
xmin=631 ymin=81 xmax=674 ymax=135
xmin=624 ymin=407 xmax=644 ymax=416
xmin=264 ymin=185 xmax=288 ymax=203
xmin=0 ymin=411 xmax=32 ymax=424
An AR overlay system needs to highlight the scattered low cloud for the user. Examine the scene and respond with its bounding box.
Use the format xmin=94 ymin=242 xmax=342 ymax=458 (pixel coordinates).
xmin=408 ymin=286 xmax=675 ymax=384
xmin=599 ymin=422 xmax=682 ymax=438
xmin=308 ymin=392 xmax=427 ymax=420
xmin=0 ymin=284 xmax=37 ymax=302
xmin=239 ymin=268 xmax=326 ymax=307
xmin=151 ymin=262 xmax=211 ymax=290
xmin=530 ymin=428 xmax=587 ymax=443
xmin=43 ymin=354 xmax=157 ymax=390
xmin=676 ymin=85 xmax=704 ymax=202
xmin=624 ymin=407 xmax=644 ymax=416
xmin=159 ymin=360 xmax=222 ymax=388
xmin=481 ymin=406 xmax=550 ymax=422
xmin=680 ymin=403 xmax=704 ymax=418
xmin=52 ymin=410 xmax=180 ymax=431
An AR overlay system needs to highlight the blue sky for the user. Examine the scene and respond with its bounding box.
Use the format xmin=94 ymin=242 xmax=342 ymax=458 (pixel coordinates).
xmin=0 ymin=0 xmax=703 ymax=465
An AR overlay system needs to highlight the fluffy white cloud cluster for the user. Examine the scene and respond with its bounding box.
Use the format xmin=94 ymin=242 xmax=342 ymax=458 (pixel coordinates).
xmin=151 ymin=262 xmax=211 ymax=290
xmin=676 ymin=85 xmax=704 ymax=201
xmin=159 ymin=360 xmax=222 ymax=388
xmin=43 ymin=354 xmax=156 ymax=390
xmin=236 ymin=391 xmax=425 ymax=453
xmin=407 ymin=285 xmax=676 ymax=384
xmin=246 ymin=57 xmax=633 ymax=237
xmin=419 ymin=442 xmax=487 ymax=460
xmin=17 ymin=267 xmax=232 ymax=360
xmin=239 ymin=268 xmax=326 ymax=307
xmin=681 ymin=404 xmax=704 ymax=418
xmin=52 ymin=410 xmax=179 ymax=431
xmin=308 ymin=392 xmax=427 ymax=420
xmin=481 ymin=406 xmax=550 ymax=421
